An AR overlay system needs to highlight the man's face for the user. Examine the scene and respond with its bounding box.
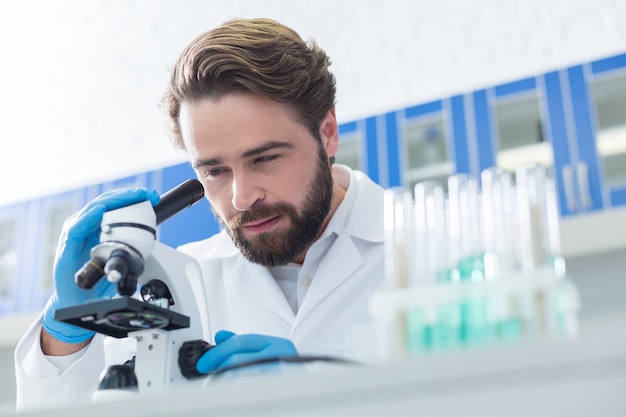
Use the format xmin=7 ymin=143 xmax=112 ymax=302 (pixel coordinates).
xmin=179 ymin=94 xmax=338 ymax=266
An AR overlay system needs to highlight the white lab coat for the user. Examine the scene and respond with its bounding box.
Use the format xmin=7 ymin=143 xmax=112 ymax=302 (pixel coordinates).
xmin=14 ymin=166 xmax=385 ymax=409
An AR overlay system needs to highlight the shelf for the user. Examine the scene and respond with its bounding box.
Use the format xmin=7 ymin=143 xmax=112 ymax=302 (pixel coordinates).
xmin=406 ymin=161 xmax=454 ymax=185
xmin=496 ymin=142 xmax=553 ymax=173
xmin=596 ymin=125 xmax=626 ymax=156
xmin=559 ymin=204 xmax=626 ymax=258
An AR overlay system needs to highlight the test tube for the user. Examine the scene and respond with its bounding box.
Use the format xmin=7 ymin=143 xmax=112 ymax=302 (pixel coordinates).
xmin=452 ymin=173 xmax=499 ymax=345
xmin=481 ymin=167 xmax=524 ymax=343
xmin=481 ymin=168 xmax=499 ymax=281
xmin=447 ymin=173 xmax=483 ymax=281
xmin=418 ymin=181 xmax=462 ymax=350
xmin=515 ymin=164 xmax=563 ymax=273
xmin=481 ymin=167 xmax=519 ymax=280
xmin=383 ymin=187 xmax=415 ymax=357
xmin=383 ymin=187 xmax=415 ymax=289
xmin=515 ymin=164 xmax=569 ymax=340
xmin=413 ymin=181 xmax=448 ymax=285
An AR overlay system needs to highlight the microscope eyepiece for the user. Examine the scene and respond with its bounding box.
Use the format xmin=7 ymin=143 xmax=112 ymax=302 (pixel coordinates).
xmin=154 ymin=179 xmax=204 ymax=225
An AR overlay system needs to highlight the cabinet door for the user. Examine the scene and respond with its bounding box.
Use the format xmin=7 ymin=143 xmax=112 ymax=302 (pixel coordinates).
xmin=474 ymin=77 xmax=554 ymax=175
xmin=335 ymin=117 xmax=385 ymax=186
xmin=335 ymin=121 xmax=365 ymax=172
xmin=398 ymin=100 xmax=458 ymax=191
xmin=0 ymin=205 xmax=24 ymax=315
xmin=588 ymin=53 xmax=626 ymax=207
xmin=473 ymin=75 xmax=590 ymax=218
xmin=28 ymin=190 xmax=85 ymax=309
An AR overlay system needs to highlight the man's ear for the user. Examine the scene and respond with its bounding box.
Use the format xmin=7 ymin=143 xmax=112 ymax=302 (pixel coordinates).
xmin=319 ymin=108 xmax=339 ymax=158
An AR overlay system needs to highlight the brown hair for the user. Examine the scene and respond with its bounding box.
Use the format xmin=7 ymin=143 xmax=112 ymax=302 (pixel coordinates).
xmin=162 ymin=17 xmax=337 ymax=150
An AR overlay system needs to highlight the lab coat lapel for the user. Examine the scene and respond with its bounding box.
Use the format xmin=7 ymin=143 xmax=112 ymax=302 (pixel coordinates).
xmin=226 ymin=257 xmax=295 ymax=330
xmin=293 ymin=168 xmax=382 ymax=328
xmin=294 ymin=233 xmax=363 ymax=325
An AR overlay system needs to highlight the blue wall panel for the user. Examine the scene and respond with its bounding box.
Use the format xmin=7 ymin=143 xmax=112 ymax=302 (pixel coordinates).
xmin=473 ymin=90 xmax=495 ymax=171
xmin=567 ymin=65 xmax=603 ymax=211
xmin=338 ymin=121 xmax=358 ymax=137
xmin=494 ymin=77 xmax=536 ymax=97
xmin=450 ymin=95 xmax=470 ymax=174
xmin=365 ymin=116 xmax=380 ymax=184
xmin=543 ymin=71 xmax=575 ymax=217
xmin=591 ymin=52 xmax=626 ymax=74
xmin=385 ymin=111 xmax=401 ymax=187
xmin=610 ymin=187 xmax=626 ymax=207
xmin=405 ymin=100 xmax=442 ymax=118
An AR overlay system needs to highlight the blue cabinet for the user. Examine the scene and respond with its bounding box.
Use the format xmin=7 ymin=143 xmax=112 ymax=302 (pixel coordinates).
xmin=586 ymin=53 xmax=626 ymax=207
xmin=467 ymin=58 xmax=626 ymax=219
xmin=541 ymin=53 xmax=626 ymax=216
xmin=334 ymin=51 xmax=626 ymax=219
xmin=336 ymin=99 xmax=467 ymax=191
xmin=473 ymin=73 xmax=585 ymax=218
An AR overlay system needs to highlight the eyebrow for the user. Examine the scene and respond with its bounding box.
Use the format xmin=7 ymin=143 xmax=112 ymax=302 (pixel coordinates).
xmin=192 ymin=141 xmax=295 ymax=169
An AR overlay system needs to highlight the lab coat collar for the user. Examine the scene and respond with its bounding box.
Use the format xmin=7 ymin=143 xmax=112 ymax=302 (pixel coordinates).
xmin=331 ymin=165 xmax=384 ymax=244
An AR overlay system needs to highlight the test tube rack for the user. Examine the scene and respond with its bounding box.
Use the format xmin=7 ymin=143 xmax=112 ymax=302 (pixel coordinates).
xmin=371 ymin=165 xmax=581 ymax=360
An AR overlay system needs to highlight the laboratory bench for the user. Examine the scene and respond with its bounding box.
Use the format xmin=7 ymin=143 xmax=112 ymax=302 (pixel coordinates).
xmin=3 ymin=309 xmax=625 ymax=417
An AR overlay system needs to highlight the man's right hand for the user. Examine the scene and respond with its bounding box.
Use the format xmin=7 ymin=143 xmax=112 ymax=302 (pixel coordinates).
xmin=41 ymin=187 xmax=160 ymax=352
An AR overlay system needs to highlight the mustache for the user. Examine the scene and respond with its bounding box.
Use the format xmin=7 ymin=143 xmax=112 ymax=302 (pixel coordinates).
xmin=228 ymin=203 xmax=296 ymax=229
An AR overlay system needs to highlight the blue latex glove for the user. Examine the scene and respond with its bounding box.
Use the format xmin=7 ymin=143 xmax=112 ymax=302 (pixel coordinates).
xmin=42 ymin=188 xmax=160 ymax=344
xmin=196 ymin=330 xmax=299 ymax=375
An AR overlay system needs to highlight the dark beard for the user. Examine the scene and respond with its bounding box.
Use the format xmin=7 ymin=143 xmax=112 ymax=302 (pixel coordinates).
xmin=214 ymin=145 xmax=333 ymax=267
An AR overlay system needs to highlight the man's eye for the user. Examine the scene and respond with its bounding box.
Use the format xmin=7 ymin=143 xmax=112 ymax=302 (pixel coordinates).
xmin=256 ymin=155 xmax=279 ymax=163
xmin=203 ymin=168 xmax=225 ymax=178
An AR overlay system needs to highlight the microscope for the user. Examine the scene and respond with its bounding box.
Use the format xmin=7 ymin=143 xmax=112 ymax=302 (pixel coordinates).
xmin=55 ymin=179 xmax=214 ymax=397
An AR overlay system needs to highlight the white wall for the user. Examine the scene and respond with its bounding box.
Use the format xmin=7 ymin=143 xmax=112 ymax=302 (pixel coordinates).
xmin=1 ymin=0 xmax=626 ymax=408
xmin=0 ymin=0 xmax=625 ymax=206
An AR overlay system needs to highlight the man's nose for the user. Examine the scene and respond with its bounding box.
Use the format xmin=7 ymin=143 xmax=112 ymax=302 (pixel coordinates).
xmin=231 ymin=171 xmax=264 ymax=211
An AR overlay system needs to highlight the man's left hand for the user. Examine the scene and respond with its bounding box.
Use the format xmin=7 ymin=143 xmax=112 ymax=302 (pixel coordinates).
xmin=196 ymin=330 xmax=298 ymax=374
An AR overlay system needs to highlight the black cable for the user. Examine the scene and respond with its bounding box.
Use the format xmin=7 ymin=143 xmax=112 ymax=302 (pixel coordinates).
xmin=210 ymin=355 xmax=365 ymax=379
